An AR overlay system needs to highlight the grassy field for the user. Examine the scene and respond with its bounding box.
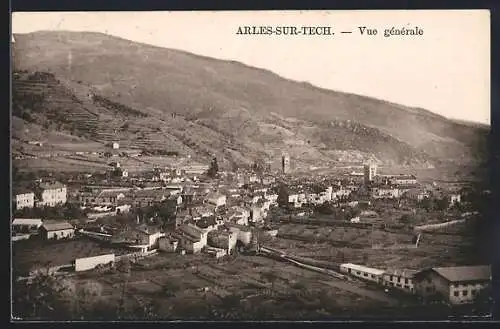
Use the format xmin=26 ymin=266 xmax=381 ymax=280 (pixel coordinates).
xmin=12 ymin=236 xmax=130 ymax=275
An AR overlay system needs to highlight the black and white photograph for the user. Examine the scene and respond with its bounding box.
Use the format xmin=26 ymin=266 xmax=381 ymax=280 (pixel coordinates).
xmin=10 ymin=10 xmax=493 ymax=321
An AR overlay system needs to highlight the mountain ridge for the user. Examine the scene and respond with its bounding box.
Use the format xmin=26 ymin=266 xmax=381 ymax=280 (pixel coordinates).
xmin=11 ymin=31 xmax=489 ymax=170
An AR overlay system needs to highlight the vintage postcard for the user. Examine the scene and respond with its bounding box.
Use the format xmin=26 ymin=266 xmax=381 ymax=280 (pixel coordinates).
xmin=10 ymin=10 xmax=492 ymax=321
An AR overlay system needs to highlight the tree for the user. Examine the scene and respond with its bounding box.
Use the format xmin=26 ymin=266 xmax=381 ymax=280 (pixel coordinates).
xmin=315 ymin=202 xmax=334 ymax=215
xmin=13 ymin=269 xmax=70 ymax=320
xmin=277 ymin=183 xmax=290 ymax=208
xmin=207 ymin=157 xmax=219 ymax=178
xmin=116 ymin=258 xmax=131 ymax=319
xmin=434 ymin=197 xmax=449 ymax=211
xmin=292 ymin=280 xmax=309 ymax=298
xmin=336 ymin=250 xmax=345 ymax=263
xmin=261 ymin=270 xmax=279 ymax=296
xmin=252 ymin=159 xmax=266 ymax=175
xmin=362 ymin=253 xmax=369 ymax=264
xmin=418 ymin=197 xmax=432 ymax=212
xmin=400 ymin=214 xmax=412 ymax=224
xmin=66 ymin=280 xmax=105 ymax=319
xmin=231 ymin=161 xmax=239 ymax=172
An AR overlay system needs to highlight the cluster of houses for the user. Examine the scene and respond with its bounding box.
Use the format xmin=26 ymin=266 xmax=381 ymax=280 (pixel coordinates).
xmin=12 ymin=159 xmax=490 ymax=311
xmin=352 ymin=164 xmax=463 ymax=205
xmin=339 ymin=263 xmax=491 ymax=305
xmin=11 ymin=169 xmax=284 ymax=258
xmin=13 ymin=181 xmax=67 ymax=210
xmin=285 ymin=185 xmax=351 ymax=208
xmin=12 ymin=218 xmax=75 ymax=241
xmin=158 ymin=219 xmax=256 ymax=258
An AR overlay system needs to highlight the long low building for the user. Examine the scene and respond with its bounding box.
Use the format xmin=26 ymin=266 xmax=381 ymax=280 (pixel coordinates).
xmin=74 ymin=253 xmax=115 ymax=272
xmin=339 ymin=263 xmax=385 ymax=283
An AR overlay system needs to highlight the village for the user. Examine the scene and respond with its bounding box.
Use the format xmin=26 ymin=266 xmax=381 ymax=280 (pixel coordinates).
xmin=11 ymin=143 xmax=492 ymax=319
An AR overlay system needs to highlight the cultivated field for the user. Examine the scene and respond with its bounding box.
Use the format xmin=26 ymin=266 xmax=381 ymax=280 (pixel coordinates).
xmin=14 ymin=154 xmax=202 ymax=173
xmin=271 ymin=223 xmax=474 ymax=270
xmin=62 ymin=252 xmax=420 ymax=320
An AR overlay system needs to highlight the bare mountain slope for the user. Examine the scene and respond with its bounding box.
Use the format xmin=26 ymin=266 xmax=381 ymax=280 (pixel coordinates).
xmin=11 ymin=31 xmax=489 ymax=168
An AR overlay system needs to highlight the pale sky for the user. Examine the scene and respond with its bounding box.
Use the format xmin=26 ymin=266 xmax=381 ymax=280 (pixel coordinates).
xmin=12 ymin=10 xmax=491 ymax=125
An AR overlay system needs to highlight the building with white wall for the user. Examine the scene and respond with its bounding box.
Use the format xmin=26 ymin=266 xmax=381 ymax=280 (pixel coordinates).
xmin=172 ymin=223 xmax=208 ymax=254
xmin=382 ymin=269 xmax=417 ymax=293
xmin=40 ymin=220 xmax=75 ymax=240
xmin=206 ymin=192 xmax=227 ymax=208
xmin=159 ymin=237 xmax=179 ymax=253
xmin=282 ymin=154 xmax=290 ymax=174
xmin=207 ymin=229 xmax=237 ymax=254
xmin=389 ymin=175 xmax=417 ymax=186
xmin=225 ymin=223 xmax=252 ymax=245
xmin=74 ymin=254 xmax=115 ymax=272
xmin=14 ymin=190 xmax=35 ymax=210
xmin=413 ymin=265 xmax=491 ymax=305
xmin=35 ymin=182 xmax=67 ymax=207
xmin=363 ymin=162 xmax=377 ymax=185
xmin=340 ymin=263 xmax=385 ymax=284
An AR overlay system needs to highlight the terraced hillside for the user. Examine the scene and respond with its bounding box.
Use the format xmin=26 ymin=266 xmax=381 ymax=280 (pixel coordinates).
xmin=13 ymin=71 xmax=100 ymax=138
xmin=11 ymin=31 xmax=490 ymax=171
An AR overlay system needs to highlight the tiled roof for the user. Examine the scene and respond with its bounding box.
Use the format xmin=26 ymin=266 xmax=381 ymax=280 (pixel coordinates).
xmin=433 ymin=265 xmax=491 ymax=283
xmin=39 ymin=181 xmax=66 ymax=190
xmin=195 ymin=217 xmax=217 ymax=229
xmin=41 ymin=220 xmax=74 ymax=231
xmin=132 ymin=189 xmax=166 ymax=198
xmin=134 ymin=224 xmax=161 ymax=235
xmin=12 ymin=218 xmax=43 ymax=226
xmin=179 ymin=223 xmax=205 ymax=238
xmin=98 ymin=190 xmax=124 ymax=198
xmin=172 ymin=230 xmax=199 ymax=243
xmin=225 ymin=222 xmax=252 ymax=232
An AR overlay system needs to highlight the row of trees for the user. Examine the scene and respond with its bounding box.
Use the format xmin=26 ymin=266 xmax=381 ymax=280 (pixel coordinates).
xmin=13 ymin=203 xmax=88 ymax=220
